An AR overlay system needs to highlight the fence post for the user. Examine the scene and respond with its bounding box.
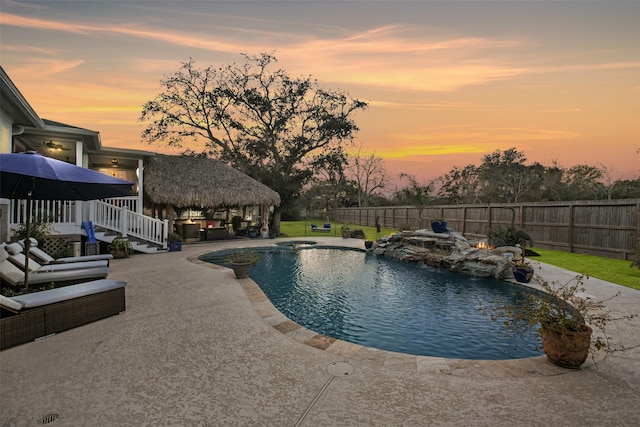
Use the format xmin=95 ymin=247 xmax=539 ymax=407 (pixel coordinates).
xmin=568 ymin=203 xmax=574 ymax=253
xmin=461 ymin=206 xmax=467 ymax=235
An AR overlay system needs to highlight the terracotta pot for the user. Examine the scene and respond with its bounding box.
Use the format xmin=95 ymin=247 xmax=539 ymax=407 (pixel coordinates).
xmin=232 ymin=262 xmax=252 ymax=279
xmin=541 ymin=323 xmax=592 ymax=368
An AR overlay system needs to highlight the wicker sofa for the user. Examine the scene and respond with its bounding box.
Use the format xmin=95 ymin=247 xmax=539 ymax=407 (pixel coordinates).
xmin=0 ymin=279 xmax=126 ymax=350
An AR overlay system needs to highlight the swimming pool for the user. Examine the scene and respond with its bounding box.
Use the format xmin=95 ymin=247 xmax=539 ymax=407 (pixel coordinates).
xmin=201 ymin=246 xmax=544 ymax=360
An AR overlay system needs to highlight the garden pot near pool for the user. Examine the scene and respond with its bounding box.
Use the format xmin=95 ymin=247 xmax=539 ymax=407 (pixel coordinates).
xmin=541 ymin=323 xmax=592 ymax=368
xmin=513 ymin=266 xmax=533 ymax=283
xmin=232 ymin=262 xmax=252 ymax=279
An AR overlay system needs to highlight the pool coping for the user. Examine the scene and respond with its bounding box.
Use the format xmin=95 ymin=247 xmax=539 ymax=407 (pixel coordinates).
xmin=188 ymin=241 xmax=589 ymax=379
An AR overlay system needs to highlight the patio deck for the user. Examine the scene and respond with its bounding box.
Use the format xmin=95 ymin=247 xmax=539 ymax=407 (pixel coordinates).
xmin=1 ymin=237 xmax=639 ymax=426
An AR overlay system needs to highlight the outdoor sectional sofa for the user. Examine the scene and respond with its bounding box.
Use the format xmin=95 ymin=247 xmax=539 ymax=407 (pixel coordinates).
xmin=0 ymin=279 xmax=126 ymax=350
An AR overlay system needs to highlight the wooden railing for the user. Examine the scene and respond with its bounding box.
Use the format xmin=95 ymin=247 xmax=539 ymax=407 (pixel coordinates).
xmin=91 ymin=201 xmax=168 ymax=248
xmin=9 ymin=197 xmax=168 ymax=249
xmin=10 ymin=199 xmax=76 ymax=225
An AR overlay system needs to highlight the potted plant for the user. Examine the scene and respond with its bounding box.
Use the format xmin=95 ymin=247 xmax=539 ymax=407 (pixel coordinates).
xmin=225 ymin=250 xmax=261 ymax=279
xmin=341 ymin=223 xmax=351 ymax=239
xmin=109 ymin=236 xmax=134 ymax=258
xmin=430 ymin=219 xmax=448 ymax=233
xmin=482 ymin=274 xmax=635 ymax=369
xmin=512 ymin=257 xmax=534 ymax=283
xmin=364 ymin=239 xmax=374 ymax=250
xmin=167 ymin=232 xmax=182 ymax=252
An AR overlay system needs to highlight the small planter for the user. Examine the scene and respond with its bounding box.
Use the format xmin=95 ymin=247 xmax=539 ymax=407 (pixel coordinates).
xmin=168 ymin=241 xmax=182 ymax=252
xmin=109 ymin=237 xmax=133 ymax=258
xmin=364 ymin=240 xmax=374 ymax=249
xmin=513 ymin=266 xmax=533 ymax=283
xmin=232 ymin=262 xmax=252 ymax=279
xmin=248 ymin=230 xmax=258 ymax=238
xmin=541 ymin=323 xmax=592 ymax=368
xmin=430 ymin=220 xmax=447 ymax=233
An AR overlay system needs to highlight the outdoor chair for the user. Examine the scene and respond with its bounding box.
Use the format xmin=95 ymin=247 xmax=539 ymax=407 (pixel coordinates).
xmin=0 ymin=245 xmax=109 ymax=287
xmin=18 ymin=238 xmax=113 ymax=265
xmin=311 ymin=223 xmax=331 ymax=232
xmin=3 ymin=243 xmax=108 ymax=272
xmin=0 ymin=278 xmax=126 ymax=350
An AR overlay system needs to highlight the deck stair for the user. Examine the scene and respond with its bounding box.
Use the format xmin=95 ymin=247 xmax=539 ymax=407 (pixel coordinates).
xmin=87 ymin=200 xmax=169 ymax=254
xmin=88 ymin=228 xmax=167 ymax=254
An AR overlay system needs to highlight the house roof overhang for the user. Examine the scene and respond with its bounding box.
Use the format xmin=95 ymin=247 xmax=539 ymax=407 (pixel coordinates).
xmin=0 ymin=66 xmax=45 ymax=129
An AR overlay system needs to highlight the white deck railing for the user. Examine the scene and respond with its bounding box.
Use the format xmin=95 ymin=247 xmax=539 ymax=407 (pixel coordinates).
xmin=9 ymin=199 xmax=77 ymax=224
xmin=9 ymin=197 xmax=168 ymax=249
xmin=91 ymin=200 xmax=168 ymax=248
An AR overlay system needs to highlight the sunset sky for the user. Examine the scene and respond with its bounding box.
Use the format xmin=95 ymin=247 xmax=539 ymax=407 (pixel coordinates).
xmin=2 ymin=0 xmax=639 ymax=185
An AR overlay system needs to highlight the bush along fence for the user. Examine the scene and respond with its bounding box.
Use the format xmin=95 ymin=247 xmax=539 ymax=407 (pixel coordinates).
xmin=333 ymin=199 xmax=640 ymax=261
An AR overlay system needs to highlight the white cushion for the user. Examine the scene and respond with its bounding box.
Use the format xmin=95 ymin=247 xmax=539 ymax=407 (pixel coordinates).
xmin=8 ymin=253 xmax=43 ymax=272
xmin=29 ymin=246 xmax=56 ymax=263
xmin=5 ymin=242 xmax=23 ymax=255
xmin=0 ymin=258 xmax=26 ymax=286
xmin=0 ymin=294 xmax=23 ymax=312
xmin=12 ymin=279 xmax=126 ymax=308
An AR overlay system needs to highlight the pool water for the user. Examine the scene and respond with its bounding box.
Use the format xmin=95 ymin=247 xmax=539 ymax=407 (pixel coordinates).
xmin=202 ymin=247 xmax=544 ymax=360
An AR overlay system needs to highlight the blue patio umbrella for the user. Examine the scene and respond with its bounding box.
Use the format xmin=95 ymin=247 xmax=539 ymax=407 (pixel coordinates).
xmin=0 ymin=151 xmax=133 ymax=287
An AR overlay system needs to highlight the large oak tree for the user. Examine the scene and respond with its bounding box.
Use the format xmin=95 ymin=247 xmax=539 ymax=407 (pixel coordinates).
xmin=140 ymin=53 xmax=367 ymax=231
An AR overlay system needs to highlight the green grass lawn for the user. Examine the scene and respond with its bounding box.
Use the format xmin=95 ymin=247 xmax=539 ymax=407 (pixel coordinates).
xmin=279 ymin=220 xmax=640 ymax=290
xmin=279 ymin=220 xmax=397 ymax=241
xmin=531 ymin=248 xmax=640 ymax=290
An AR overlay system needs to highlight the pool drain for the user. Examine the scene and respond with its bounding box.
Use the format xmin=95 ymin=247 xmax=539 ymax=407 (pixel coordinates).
xmin=327 ymin=361 xmax=354 ymax=376
xmin=38 ymin=414 xmax=59 ymax=424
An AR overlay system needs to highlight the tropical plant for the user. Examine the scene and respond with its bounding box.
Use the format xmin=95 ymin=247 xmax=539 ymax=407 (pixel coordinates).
xmin=395 ymin=173 xmax=435 ymax=229
xmin=109 ymin=237 xmax=134 ymax=258
xmin=487 ymin=224 xmax=518 ymax=248
xmin=12 ymin=214 xmax=54 ymax=242
xmin=167 ymin=232 xmax=182 ymax=243
xmin=225 ymin=250 xmax=261 ymax=265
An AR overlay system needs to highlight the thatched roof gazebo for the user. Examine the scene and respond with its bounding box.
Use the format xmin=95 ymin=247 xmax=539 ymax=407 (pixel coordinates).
xmin=144 ymin=154 xmax=280 ymax=236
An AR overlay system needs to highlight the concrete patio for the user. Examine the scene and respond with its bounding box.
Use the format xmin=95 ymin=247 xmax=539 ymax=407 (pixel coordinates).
xmin=1 ymin=237 xmax=639 ymax=426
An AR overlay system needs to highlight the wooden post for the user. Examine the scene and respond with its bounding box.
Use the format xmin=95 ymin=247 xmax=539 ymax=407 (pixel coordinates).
xmin=568 ymin=203 xmax=574 ymax=253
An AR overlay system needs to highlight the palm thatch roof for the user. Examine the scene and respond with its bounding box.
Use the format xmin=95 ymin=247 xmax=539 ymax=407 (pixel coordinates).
xmin=144 ymin=154 xmax=280 ymax=208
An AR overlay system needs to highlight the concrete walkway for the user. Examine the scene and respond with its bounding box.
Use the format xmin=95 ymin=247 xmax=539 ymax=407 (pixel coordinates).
xmin=1 ymin=237 xmax=639 ymax=426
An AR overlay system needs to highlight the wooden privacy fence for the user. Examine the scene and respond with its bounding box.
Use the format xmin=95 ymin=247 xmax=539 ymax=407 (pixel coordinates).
xmin=333 ymin=199 xmax=640 ymax=261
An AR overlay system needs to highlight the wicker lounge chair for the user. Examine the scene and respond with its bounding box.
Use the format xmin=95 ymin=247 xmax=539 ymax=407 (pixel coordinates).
xmin=0 ymin=279 xmax=126 ymax=350
xmin=0 ymin=245 xmax=109 ymax=287
xmin=4 ymin=242 xmax=108 ymax=272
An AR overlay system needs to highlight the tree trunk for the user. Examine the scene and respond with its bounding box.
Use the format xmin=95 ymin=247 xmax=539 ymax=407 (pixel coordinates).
xmin=167 ymin=204 xmax=175 ymax=235
xmin=272 ymin=207 xmax=282 ymax=235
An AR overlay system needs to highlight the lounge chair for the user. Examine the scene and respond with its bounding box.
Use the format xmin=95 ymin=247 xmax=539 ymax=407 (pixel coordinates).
xmin=311 ymin=223 xmax=331 ymax=232
xmin=18 ymin=238 xmax=113 ymax=265
xmin=0 ymin=279 xmax=126 ymax=350
xmin=3 ymin=243 xmax=108 ymax=272
xmin=0 ymin=245 xmax=109 ymax=287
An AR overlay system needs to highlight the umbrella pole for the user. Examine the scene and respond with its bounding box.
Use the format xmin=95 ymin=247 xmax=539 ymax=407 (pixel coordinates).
xmin=24 ymin=193 xmax=32 ymax=289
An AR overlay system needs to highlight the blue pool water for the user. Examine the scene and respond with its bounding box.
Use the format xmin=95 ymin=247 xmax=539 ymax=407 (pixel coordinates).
xmin=201 ymin=247 xmax=544 ymax=360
